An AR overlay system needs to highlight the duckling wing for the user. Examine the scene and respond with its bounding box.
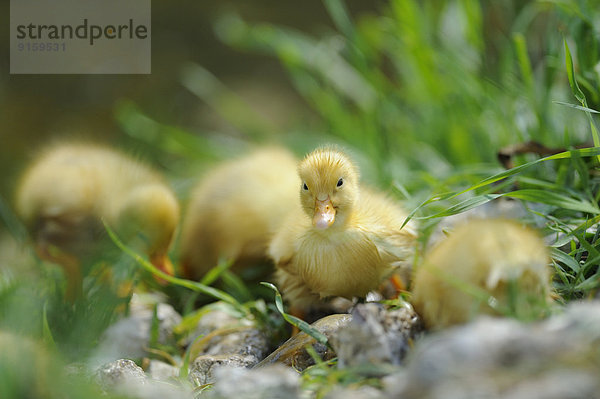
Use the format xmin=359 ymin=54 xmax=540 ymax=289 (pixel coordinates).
xmin=357 ymin=189 xmax=418 ymax=280
xmin=371 ymin=230 xmax=416 ymax=266
xmin=368 ymin=229 xmax=415 ymax=287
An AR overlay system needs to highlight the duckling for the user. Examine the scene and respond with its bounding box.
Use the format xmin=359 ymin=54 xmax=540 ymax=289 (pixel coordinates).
xmin=411 ymin=219 xmax=552 ymax=330
xmin=268 ymin=147 xmax=418 ymax=313
xmin=15 ymin=143 xmax=180 ymax=300
xmin=180 ymin=147 xmax=299 ymax=280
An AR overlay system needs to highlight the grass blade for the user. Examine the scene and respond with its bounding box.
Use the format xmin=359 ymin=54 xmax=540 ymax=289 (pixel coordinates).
xmin=551 ymin=249 xmax=581 ymax=274
xmin=458 ymin=147 xmax=600 ymax=194
xmin=323 ymin=0 xmax=354 ymax=37
xmin=414 ymin=188 xmax=599 ymax=222
xmin=564 ymin=38 xmax=585 ymax=104
xmin=514 ymin=33 xmax=533 ymax=89
xmin=179 ymin=332 xmax=206 ymax=380
xmin=413 ymin=194 xmax=501 ymax=220
xmin=200 ymin=259 xmax=234 ymax=287
xmin=103 ymin=221 xmax=247 ymax=315
xmin=404 ymin=147 xmax=600 ymax=225
xmin=221 ymin=271 xmax=253 ymax=303
xmin=42 ymin=301 xmax=57 ymax=352
xmin=553 ymin=101 xmax=600 ymax=114
xmin=564 ymin=38 xmax=600 ymax=158
xmin=260 ymin=282 xmax=330 ymax=347
xmin=505 ymin=189 xmax=599 ymax=214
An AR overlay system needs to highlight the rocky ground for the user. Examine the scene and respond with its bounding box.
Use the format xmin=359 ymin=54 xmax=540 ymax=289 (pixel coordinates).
xmin=80 ymin=296 xmax=600 ymax=399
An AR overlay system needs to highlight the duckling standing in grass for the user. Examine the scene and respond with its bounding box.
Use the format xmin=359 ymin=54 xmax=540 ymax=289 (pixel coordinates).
xmin=15 ymin=143 xmax=180 ymax=300
xmin=180 ymin=147 xmax=299 ymax=280
xmin=268 ymin=147 xmax=418 ymax=314
xmin=411 ymin=219 xmax=552 ymax=330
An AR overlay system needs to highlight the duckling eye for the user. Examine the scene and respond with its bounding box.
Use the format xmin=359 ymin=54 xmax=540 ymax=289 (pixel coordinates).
xmin=336 ymin=178 xmax=344 ymax=187
xmin=302 ymin=182 xmax=309 ymax=191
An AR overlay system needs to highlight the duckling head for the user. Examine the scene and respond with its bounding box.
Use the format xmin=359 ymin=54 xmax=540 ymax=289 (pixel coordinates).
xmin=112 ymin=183 xmax=180 ymax=278
xmin=298 ymin=148 xmax=359 ymax=230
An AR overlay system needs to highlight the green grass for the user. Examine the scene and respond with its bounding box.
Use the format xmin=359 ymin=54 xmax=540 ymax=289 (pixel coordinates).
xmin=1 ymin=0 xmax=600 ymax=397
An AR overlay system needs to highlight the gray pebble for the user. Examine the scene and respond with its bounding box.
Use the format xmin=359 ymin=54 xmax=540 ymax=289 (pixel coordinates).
xmin=147 ymin=359 xmax=179 ymax=382
xmin=89 ymin=298 xmax=182 ymax=367
xmin=324 ymin=385 xmax=386 ymax=399
xmin=96 ymin=359 xmax=192 ymax=399
xmin=187 ymin=304 xmax=270 ymax=364
xmin=206 ymin=364 xmax=301 ymax=399
xmin=332 ymin=302 xmax=422 ymax=368
xmin=95 ymin=359 xmax=146 ymax=391
xmin=188 ymin=354 xmax=258 ymax=386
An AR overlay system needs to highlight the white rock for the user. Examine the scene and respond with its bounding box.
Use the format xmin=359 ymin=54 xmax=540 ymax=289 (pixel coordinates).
xmin=95 ymin=359 xmax=191 ymax=399
xmin=188 ymin=354 xmax=257 ymax=386
xmin=88 ymin=299 xmax=181 ymax=367
xmin=206 ymin=364 xmax=300 ymax=399
xmin=95 ymin=359 xmax=146 ymax=391
xmin=147 ymin=360 xmax=179 ymax=382
xmin=332 ymin=303 xmax=422 ymax=367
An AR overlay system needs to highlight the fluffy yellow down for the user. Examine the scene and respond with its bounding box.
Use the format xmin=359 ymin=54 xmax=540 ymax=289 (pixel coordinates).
xmin=15 ymin=142 xmax=179 ymax=298
xmin=269 ymin=147 xmax=417 ymax=311
xmin=180 ymin=147 xmax=300 ymax=279
xmin=411 ymin=219 xmax=552 ymax=330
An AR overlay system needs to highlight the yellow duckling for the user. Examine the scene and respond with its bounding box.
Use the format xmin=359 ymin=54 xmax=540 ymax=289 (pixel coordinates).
xmin=15 ymin=143 xmax=180 ymax=300
xmin=411 ymin=219 xmax=552 ymax=330
xmin=268 ymin=147 xmax=418 ymax=313
xmin=180 ymin=147 xmax=299 ymax=280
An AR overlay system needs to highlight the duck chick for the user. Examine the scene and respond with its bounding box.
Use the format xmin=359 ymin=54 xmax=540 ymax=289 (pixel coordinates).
xmin=15 ymin=143 xmax=180 ymax=300
xmin=411 ymin=219 xmax=552 ymax=330
xmin=268 ymin=147 xmax=417 ymax=313
xmin=180 ymin=147 xmax=299 ymax=280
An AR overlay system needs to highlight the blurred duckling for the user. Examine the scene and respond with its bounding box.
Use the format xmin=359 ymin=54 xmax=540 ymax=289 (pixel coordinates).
xmin=180 ymin=147 xmax=299 ymax=280
xmin=268 ymin=147 xmax=418 ymax=313
xmin=411 ymin=219 xmax=552 ymax=330
xmin=15 ymin=143 xmax=180 ymax=300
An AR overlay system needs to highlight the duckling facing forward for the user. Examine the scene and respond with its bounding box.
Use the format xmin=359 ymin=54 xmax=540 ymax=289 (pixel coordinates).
xmin=268 ymin=147 xmax=417 ymax=313
xmin=411 ymin=219 xmax=552 ymax=330
xmin=15 ymin=143 xmax=180 ymax=300
xmin=180 ymin=147 xmax=299 ymax=280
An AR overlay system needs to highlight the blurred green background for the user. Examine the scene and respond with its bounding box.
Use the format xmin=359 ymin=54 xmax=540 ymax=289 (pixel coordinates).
xmin=0 ymin=1 xmax=379 ymax=203
xmin=2 ymin=0 xmax=597 ymax=205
